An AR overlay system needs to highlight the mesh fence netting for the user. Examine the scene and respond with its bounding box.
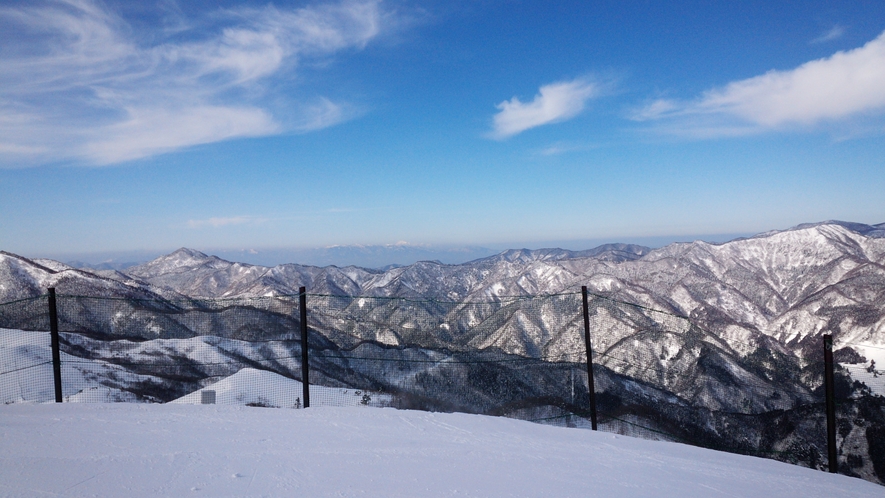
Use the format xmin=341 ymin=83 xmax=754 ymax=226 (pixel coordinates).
xmin=306 ymin=293 xmax=589 ymax=424
xmin=0 ymin=291 xmax=883 ymax=483
xmin=0 ymin=296 xmax=54 ymax=402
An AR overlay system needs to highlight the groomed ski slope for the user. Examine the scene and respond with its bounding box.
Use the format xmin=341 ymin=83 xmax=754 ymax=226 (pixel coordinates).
xmin=0 ymin=404 xmax=879 ymax=497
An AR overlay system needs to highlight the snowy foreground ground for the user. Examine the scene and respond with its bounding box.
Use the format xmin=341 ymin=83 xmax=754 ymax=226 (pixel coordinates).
xmin=0 ymin=405 xmax=880 ymax=498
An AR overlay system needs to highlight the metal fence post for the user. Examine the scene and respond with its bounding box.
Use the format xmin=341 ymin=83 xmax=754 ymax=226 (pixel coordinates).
xmin=582 ymin=286 xmax=598 ymax=430
xmin=299 ymin=286 xmax=310 ymax=408
xmin=47 ymin=288 xmax=63 ymax=403
xmin=823 ymin=334 xmax=837 ymax=473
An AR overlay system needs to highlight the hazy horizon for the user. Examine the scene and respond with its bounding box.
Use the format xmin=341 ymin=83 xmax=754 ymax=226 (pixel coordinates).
xmin=24 ymin=229 xmax=769 ymax=269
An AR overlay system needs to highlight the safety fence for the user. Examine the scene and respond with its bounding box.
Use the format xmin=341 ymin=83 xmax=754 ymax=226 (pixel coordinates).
xmin=1 ymin=289 xmax=883 ymax=485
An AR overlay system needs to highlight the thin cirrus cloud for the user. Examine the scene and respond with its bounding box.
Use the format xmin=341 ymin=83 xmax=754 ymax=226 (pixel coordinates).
xmin=84 ymin=106 xmax=279 ymax=165
xmin=489 ymin=78 xmax=599 ymax=139
xmin=634 ymin=30 xmax=885 ymax=137
xmin=0 ymin=0 xmax=391 ymax=166
xmin=811 ymin=25 xmax=845 ymax=44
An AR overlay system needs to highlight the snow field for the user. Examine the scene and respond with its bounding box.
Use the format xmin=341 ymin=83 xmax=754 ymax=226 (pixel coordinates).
xmin=0 ymin=404 xmax=879 ymax=497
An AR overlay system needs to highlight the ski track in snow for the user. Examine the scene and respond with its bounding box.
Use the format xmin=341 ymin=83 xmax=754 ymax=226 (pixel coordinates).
xmin=0 ymin=404 xmax=880 ymax=497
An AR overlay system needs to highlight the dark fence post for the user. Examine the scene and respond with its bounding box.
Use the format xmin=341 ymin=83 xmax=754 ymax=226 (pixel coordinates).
xmin=299 ymin=286 xmax=310 ymax=408
xmin=823 ymin=334 xmax=837 ymax=473
xmin=582 ymin=286 xmax=598 ymax=430
xmin=47 ymin=288 xmax=63 ymax=403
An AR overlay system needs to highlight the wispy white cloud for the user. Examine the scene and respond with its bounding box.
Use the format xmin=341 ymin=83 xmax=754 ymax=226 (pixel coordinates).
xmin=489 ymin=78 xmax=598 ymax=139
xmin=538 ymin=144 xmax=571 ymax=156
xmin=0 ymin=0 xmax=392 ymax=166
xmin=187 ymin=216 xmax=262 ymax=229
xmin=293 ymin=98 xmax=359 ymax=132
xmin=634 ymin=30 xmax=885 ymax=137
xmin=0 ymin=142 xmax=47 ymax=156
xmin=535 ymin=141 xmax=598 ymax=156
xmin=811 ymin=25 xmax=845 ymax=44
xmin=83 ymin=106 xmax=280 ymax=165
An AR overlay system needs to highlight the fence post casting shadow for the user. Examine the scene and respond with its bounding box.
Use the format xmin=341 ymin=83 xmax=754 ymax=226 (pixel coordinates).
xmin=299 ymin=286 xmax=310 ymax=408
xmin=47 ymin=288 xmax=63 ymax=403
xmin=582 ymin=286 xmax=598 ymax=430
xmin=823 ymin=333 xmax=837 ymax=473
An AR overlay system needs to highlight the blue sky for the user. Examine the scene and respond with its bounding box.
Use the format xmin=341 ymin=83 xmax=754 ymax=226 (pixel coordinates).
xmin=1 ymin=0 xmax=884 ymax=266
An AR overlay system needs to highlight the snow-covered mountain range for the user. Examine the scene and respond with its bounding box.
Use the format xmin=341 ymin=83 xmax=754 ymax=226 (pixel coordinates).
xmin=2 ymin=220 xmax=885 ymax=483
xmin=3 ymin=220 xmax=883 ymax=353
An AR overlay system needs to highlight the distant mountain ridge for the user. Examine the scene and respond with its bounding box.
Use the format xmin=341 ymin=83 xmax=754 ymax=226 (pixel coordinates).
xmin=474 ymin=244 xmax=651 ymax=264
xmin=763 ymin=220 xmax=885 ymax=239
xmin=2 ymin=220 xmax=884 ymax=353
